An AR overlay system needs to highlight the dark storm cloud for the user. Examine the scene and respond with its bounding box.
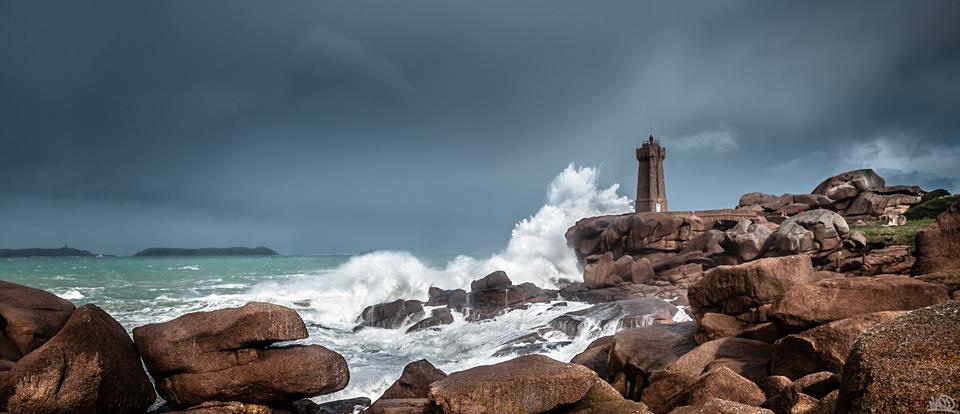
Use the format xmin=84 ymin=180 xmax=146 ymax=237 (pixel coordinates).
xmin=1 ymin=0 xmax=959 ymax=255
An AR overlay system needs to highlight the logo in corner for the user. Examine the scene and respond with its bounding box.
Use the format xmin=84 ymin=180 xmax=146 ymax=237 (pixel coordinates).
xmin=929 ymin=395 xmax=960 ymax=413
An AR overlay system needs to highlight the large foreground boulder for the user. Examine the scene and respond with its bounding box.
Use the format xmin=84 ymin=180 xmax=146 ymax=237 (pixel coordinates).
xmin=133 ymin=302 xmax=348 ymax=407
xmin=0 ymin=280 xmax=76 ymax=361
xmin=428 ymin=354 xmax=599 ymax=414
xmin=0 ymin=304 xmax=155 ymax=414
xmin=769 ymin=275 xmax=950 ymax=331
xmin=660 ymin=337 xmax=771 ymax=383
xmin=837 ymin=301 xmax=960 ymax=413
xmin=769 ymin=311 xmax=906 ymax=380
xmin=914 ymin=197 xmax=960 ymax=275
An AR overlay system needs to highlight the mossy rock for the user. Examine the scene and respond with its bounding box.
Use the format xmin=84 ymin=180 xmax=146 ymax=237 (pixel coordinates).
xmin=920 ymin=188 xmax=951 ymax=203
xmin=905 ymin=194 xmax=959 ymax=220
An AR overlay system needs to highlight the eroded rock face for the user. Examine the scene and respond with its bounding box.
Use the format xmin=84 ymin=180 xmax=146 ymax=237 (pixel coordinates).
xmin=565 ymin=212 xmax=705 ymax=264
xmin=769 ymin=311 xmax=906 ymax=379
xmin=0 ymin=280 xmax=75 ymax=361
xmin=428 ymin=354 xmax=598 ymax=414
xmin=688 ymin=255 xmax=816 ymax=320
xmin=465 ymin=272 xmax=556 ymax=320
xmin=769 ymin=209 xmax=849 ymax=259
xmin=133 ymin=302 xmax=348 ymax=407
xmin=812 ymin=169 xmax=885 ymax=202
xmin=0 ymin=304 xmax=155 ymax=414
xmin=721 ymin=219 xmax=773 ymax=262
xmin=837 ymin=301 xmax=960 ymax=413
xmin=914 ymin=197 xmax=960 ymax=275
xmin=769 ymin=275 xmax=950 ymax=331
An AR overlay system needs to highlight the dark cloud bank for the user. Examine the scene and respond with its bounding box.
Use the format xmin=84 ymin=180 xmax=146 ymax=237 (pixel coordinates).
xmin=1 ymin=1 xmax=959 ymax=255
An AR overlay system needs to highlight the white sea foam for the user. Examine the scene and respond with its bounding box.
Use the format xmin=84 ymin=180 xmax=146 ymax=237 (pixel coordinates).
xmin=55 ymin=289 xmax=84 ymax=300
xmin=247 ymin=164 xmax=632 ymax=325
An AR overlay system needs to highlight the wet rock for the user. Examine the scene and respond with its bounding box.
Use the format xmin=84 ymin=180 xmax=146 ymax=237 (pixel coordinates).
xmin=0 ymin=280 xmax=75 ymax=361
xmin=688 ymin=255 xmax=816 ymax=320
xmin=769 ymin=275 xmax=949 ymax=332
xmin=606 ymin=322 xmax=699 ymax=400
xmin=134 ymin=302 xmax=348 ymax=407
xmin=570 ymin=336 xmax=614 ymax=378
xmin=425 ymin=287 xmax=467 ymax=309
xmin=769 ymin=311 xmax=906 ymax=379
xmin=406 ymin=308 xmax=454 ymax=333
xmin=470 ymin=270 xmax=512 ymax=291
xmin=0 ymin=304 xmax=155 ymax=414
xmin=914 ymin=197 xmax=960 ymax=274
xmin=428 ymin=354 xmax=598 ymax=414
xmin=358 ymin=299 xmax=425 ymax=329
xmin=465 ymin=272 xmax=556 ymax=320
xmin=547 ymin=298 xmax=677 ymax=337
xmin=559 ymin=283 xmax=657 ymax=304
xmin=380 ymin=360 xmax=447 ymax=400
xmin=837 ymin=301 xmax=960 ymax=413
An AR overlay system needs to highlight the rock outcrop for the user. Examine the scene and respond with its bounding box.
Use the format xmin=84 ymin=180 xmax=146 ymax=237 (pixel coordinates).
xmin=0 ymin=280 xmax=76 ymax=361
xmin=565 ymin=212 xmax=705 ymax=265
xmin=769 ymin=275 xmax=950 ymax=331
xmin=133 ymin=302 xmax=348 ymax=407
xmin=914 ymin=197 xmax=960 ymax=275
xmin=605 ymin=322 xmax=699 ymax=400
xmin=0 ymin=304 xmax=155 ymax=414
xmin=768 ymin=209 xmax=849 ymax=260
xmin=837 ymin=301 xmax=960 ymax=413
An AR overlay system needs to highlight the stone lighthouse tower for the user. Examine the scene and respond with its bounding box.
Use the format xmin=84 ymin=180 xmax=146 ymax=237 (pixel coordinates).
xmin=636 ymin=132 xmax=667 ymax=213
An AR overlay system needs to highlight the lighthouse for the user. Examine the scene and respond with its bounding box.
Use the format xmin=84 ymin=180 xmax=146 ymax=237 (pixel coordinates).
xmin=636 ymin=132 xmax=667 ymax=213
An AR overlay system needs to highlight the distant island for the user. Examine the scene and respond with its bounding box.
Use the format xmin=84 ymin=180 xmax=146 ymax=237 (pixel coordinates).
xmin=0 ymin=247 xmax=97 ymax=258
xmin=132 ymin=247 xmax=280 ymax=257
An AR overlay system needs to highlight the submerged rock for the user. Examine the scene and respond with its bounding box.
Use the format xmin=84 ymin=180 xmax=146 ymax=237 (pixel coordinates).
xmin=547 ymin=297 xmax=677 ymax=337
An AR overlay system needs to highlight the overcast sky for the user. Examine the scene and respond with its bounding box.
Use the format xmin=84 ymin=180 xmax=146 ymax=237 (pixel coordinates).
xmin=1 ymin=1 xmax=958 ymax=255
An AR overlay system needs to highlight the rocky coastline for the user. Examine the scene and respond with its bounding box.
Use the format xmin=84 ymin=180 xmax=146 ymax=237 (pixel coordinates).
xmin=1 ymin=169 xmax=958 ymax=414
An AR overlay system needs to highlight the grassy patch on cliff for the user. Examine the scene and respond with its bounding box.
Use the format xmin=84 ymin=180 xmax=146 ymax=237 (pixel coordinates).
xmin=856 ymin=218 xmax=936 ymax=245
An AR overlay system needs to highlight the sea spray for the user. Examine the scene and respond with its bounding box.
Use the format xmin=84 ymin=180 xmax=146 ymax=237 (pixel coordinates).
xmin=246 ymin=164 xmax=633 ymax=325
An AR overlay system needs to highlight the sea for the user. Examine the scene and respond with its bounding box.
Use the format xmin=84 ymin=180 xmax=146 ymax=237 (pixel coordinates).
xmin=0 ymin=165 xmax=688 ymax=405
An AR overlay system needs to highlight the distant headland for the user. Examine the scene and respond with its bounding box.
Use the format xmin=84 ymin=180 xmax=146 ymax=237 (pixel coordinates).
xmin=0 ymin=247 xmax=97 ymax=258
xmin=132 ymin=246 xmax=280 ymax=257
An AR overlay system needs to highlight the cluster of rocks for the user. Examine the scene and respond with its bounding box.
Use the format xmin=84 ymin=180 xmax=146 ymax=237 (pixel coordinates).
xmin=738 ymin=169 xmax=923 ymax=222
xmin=0 ymin=282 xmax=353 ymax=414
xmin=355 ymin=270 xmax=558 ymax=333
